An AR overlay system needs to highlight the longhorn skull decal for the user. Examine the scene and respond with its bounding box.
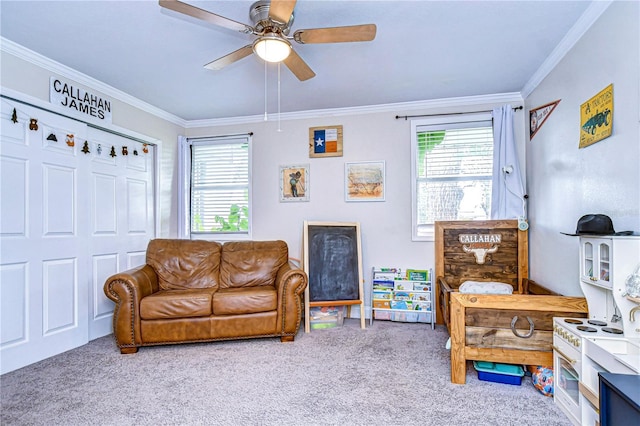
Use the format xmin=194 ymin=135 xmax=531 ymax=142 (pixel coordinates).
xmin=459 ymin=234 xmax=501 ymax=264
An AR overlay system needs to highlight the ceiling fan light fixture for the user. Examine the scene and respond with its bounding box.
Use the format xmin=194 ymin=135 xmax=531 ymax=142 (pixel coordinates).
xmin=253 ymin=35 xmax=291 ymax=63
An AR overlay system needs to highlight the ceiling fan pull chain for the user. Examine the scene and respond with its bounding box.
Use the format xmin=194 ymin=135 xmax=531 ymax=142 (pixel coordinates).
xmin=264 ymin=59 xmax=268 ymax=122
xmin=278 ymin=62 xmax=282 ymax=132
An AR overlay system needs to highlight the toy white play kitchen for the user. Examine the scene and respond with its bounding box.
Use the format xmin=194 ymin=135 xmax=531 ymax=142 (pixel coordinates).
xmin=553 ymin=234 xmax=640 ymax=426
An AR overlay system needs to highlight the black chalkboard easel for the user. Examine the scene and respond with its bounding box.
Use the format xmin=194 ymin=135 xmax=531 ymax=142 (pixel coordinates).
xmin=303 ymin=221 xmax=365 ymax=332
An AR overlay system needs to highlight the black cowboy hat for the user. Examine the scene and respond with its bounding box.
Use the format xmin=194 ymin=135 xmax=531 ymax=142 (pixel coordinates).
xmin=561 ymin=214 xmax=634 ymax=236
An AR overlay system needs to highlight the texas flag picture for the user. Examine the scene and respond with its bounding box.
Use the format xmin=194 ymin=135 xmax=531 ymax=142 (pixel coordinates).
xmin=314 ymin=128 xmax=338 ymax=154
xmin=309 ymin=125 xmax=343 ymax=158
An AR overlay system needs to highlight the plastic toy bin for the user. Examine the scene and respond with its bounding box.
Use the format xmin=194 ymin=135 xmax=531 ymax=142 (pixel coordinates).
xmin=309 ymin=306 xmax=346 ymax=329
xmin=473 ymin=361 xmax=524 ymax=386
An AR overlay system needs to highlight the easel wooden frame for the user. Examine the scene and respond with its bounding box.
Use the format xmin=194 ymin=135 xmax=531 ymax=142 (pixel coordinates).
xmin=303 ymin=221 xmax=366 ymax=332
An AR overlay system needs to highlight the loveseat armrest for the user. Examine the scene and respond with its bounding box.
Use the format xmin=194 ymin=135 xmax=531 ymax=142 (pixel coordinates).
xmin=104 ymin=264 xmax=159 ymax=353
xmin=274 ymin=263 xmax=308 ymax=338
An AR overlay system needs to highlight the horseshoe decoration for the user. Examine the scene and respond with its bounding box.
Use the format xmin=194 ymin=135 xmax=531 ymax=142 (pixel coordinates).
xmin=510 ymin=315 xmax=535 ymax=338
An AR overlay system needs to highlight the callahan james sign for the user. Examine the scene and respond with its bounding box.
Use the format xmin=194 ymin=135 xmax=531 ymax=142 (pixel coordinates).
xmin=50 ymin=77 xmax=112 ymax=123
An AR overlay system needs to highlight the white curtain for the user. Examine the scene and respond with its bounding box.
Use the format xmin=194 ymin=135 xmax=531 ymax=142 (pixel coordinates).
xmin=491 ymin=105 xmax=526 ymax=219
xmin=177 ymin=135 xmax=190 ymax=238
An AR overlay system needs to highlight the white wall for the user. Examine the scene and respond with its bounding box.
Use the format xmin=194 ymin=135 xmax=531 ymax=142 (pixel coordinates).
xmin=186 ymin=97 xmax=525 ymax=313
xmin=525 ymin=1 xmax=640 ymax=296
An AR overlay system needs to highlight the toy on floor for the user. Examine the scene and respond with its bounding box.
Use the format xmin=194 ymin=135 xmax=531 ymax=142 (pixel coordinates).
xmin=531 ymin=366 xmax=554 ymax=396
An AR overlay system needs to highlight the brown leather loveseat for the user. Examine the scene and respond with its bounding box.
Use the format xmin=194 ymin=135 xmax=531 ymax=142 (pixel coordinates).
xmin=104 ymin=239 xmax=308 ymax=353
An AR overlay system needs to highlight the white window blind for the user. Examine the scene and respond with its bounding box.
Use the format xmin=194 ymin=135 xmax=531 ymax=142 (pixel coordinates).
xmin=190 ymin=136 xmax=250 ymax=237
xmin=411 ymin=114 xmax=493 ymax=240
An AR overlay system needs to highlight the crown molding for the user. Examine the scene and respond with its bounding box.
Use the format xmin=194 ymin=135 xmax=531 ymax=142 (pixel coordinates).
xmin=521 ymin=0 xmax=613 ymax=99
xmin=1 ymin=37 xmax=187 ymax=127
xmin=186 ymin=92 xmax=524 ymax=128
xmin=2 ymin=37 xmax=523 ymax=130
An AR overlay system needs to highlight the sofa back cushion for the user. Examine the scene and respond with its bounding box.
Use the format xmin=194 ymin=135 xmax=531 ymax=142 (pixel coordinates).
xmin=147 ymin=239 xmax=222 ymax=290
xmin=220 ymin=240 xmax=288 ymax=288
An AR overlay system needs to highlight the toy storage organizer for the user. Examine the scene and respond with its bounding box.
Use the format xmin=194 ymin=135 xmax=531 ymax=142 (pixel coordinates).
xmin=370 ymin=268 xmax=435 ymax=329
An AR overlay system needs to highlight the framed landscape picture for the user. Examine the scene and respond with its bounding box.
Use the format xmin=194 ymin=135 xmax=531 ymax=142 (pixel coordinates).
xmin=279 ymin=164 xmax=309 ymax=202
xmin=345 ymin=161 xmax=385 ymax=202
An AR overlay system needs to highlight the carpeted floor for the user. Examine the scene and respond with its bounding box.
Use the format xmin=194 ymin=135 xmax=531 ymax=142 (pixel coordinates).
xmin=1 ymin=319 xmax=571 ymax=425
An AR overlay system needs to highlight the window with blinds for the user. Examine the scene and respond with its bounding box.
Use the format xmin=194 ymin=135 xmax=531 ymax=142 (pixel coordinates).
xmin=189 ymin=135 xmax=251 ymax=238
xmin=411 ymin=113 xmax=493 ymax=240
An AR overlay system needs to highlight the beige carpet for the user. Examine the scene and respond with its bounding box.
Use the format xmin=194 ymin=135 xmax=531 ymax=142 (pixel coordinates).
xmin=1 ymin=319 xmax=570 ymax=425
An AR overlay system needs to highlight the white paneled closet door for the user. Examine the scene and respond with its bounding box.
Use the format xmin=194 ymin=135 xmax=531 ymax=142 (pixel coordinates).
xmin=87 ymin=127 xmax=155 ymax=339
xmin=0 ymin=98 xmax=156 ymax=374
xmin=1 ymin=99 xmax=89 ymax=374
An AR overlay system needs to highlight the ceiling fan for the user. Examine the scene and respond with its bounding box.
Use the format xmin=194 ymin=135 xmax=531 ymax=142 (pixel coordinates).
xmin=159 ymin=0 xmax=377 ymax=81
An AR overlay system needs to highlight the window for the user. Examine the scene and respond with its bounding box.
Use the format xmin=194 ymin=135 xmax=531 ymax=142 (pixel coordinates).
xmin=411 ymin=113 xmax=493 ymax=240
xmin=179 ymin=134 xmax=252 ymax=240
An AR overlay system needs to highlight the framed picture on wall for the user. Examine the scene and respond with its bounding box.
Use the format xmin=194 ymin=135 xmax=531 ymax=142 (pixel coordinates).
xmin=579 ymin=84 xmax=613 ymax=149
xmin=345 ymin=161 xmax=385 ymax=202
xmin=309 ymin=125 xmax=343 ymax=158
xmin=279 ymin=164 xmax=309 ymax=202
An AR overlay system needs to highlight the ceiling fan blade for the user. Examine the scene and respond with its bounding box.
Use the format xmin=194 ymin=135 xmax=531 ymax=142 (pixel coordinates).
xmin=269 ymin=0 xmax=297 ymax=25
xmin=293 ymin=24 xmax=377 ymax=44
xmin=159 ymin=0 xmax=253 ymax=33
xmin=283 ymin=49 xmax=315 ymax=81
xmin=204 ymin=45 xmax=254 ymax=71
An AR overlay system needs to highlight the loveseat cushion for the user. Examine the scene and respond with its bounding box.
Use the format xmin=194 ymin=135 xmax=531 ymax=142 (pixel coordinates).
xmin=219 ymin=240 xmax=288 ymax=289
xmin=212 ymin=286 xmax=277 ymax=315
xmin=147 ymin=239 xmax=222 ymax=291
xmin=140 ymin=288 xmax=216 ymax=320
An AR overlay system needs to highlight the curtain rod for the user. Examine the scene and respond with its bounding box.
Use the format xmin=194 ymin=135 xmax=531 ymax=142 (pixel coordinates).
xmin=186 ymin=132 xmax=253 ymax=141
xmin=395 ymin=105 xmax=523 ymax=120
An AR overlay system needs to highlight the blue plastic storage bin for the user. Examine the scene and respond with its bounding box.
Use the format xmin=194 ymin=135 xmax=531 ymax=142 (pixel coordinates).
xmin=473 ymin=361 xmax=524 ymax=386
